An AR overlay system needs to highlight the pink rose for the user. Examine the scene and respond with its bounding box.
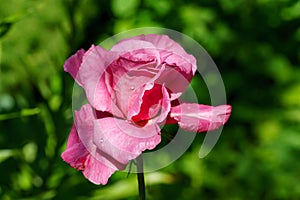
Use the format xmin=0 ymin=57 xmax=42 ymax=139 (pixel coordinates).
xmin=61 ymin=34 xmax=231 ymax=184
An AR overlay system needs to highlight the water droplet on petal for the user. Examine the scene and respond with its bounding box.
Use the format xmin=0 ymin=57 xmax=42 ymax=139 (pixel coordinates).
xmin=130 ymin=86 xmax=135 ymax=90
xmin=99 ymin=138 xmax=104 ymax=146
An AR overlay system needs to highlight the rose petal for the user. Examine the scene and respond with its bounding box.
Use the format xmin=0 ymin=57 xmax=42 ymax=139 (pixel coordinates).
xmin=108 ymin=49 xmax=161 ymax=115
xmin=93 ymin=117 xmax=161 ymax=164
xmin=75 ymin=104 xmax=125 ymax=170
xmin=155 ymin=85 xmax=171 ymax=123
xmin=127 ymin=82 xmax=155 ymax=120
xmin=128 ymin=84 xmax=171 ymax=125
xmin=170 ymin=103 xmax=232 ymax=132
xmin=111 ymin=39 xmax=160 ymax=61
xmin=134 ymin=34 xmax=197 ymax=74
xmin=64 ymin=49 xmax=85 ymax=85
xmin=61 ymin=124 xmax=117 ymax=185
xmin=155 ymin=64 xmax=192 ymax=97
xmin=111 ymin=35 xmax=196 ymax=90
xmin=111 ymin=63 xmax=155 ymax=116
xmin=78 ymin=45 xmax=120 ymax=113
xmin=61 ymin=125 xmax=89 ymax=171
xmin=130 ymin=84 xmax=162 ymax=124
xmin=82 ymin=155 xmax=116 ymax=185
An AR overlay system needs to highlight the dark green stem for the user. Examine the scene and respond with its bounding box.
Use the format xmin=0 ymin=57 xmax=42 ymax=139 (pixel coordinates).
xmin=137 ymin=154 xmax=145 ymax=200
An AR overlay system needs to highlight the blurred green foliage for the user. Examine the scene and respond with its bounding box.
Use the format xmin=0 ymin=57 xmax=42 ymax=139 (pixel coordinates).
xmin=1 ymin=0 xmax=300 ymax=199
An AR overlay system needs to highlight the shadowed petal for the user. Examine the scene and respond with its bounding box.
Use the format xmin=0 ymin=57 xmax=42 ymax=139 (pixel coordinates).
xmin=170 ymin=103 xmax=232 ymax=132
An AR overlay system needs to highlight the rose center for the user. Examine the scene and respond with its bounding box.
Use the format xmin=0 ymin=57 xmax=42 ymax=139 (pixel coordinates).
xmin=131 ymin=102 xmax=162 ymax=127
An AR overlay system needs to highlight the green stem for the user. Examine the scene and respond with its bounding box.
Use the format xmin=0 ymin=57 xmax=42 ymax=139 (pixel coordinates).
xmin=0 ymin=108 xmax=40 ymax=121
xmin=137 ymin=154 xmax=145 ymax=200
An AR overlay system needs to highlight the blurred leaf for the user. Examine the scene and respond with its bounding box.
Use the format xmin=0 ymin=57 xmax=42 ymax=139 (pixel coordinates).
xmin=22 ymin=142 xmax=37 ymax=163
xmin=0 ymin=94 xmax=15 ymax=112
xmin=0 ymin=108 xmax=40 ymax=121
xmin=281 ymin=83 xmax=300 ymax=107
xmin=0 ymin=10 xmax=30 ymax=38
xmin=0 ymin=149 xmax=16 ymax=163
xmin=111 ymin=0 xmax=140 ymax=18
xmin=281 ymin=1 xmax=300 ymax=21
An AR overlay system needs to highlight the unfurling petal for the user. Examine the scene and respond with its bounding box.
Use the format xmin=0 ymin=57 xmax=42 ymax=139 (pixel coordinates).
xmin=170 ymin=103 xmax=231 ymax=132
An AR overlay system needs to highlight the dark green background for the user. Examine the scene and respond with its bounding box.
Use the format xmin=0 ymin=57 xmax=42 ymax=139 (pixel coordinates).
xmin=1 ymin=0 xmax=300 ymax=199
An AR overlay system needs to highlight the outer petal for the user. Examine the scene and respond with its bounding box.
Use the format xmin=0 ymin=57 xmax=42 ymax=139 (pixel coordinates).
xmin=131 ymin=35 xmax=196 ymax=97
xmin=111 ymin=38 xmax=160 ymax=63
xmin=61 ymin=125 xmax=89 ymax=171
xmin=111 ymin=35 xmax=196 ymax=86
xmin=134 ymin=34 xmax=197 ymax=74
xmin=61 ymin=125 xmax=117 ymax=185
xmin=75 ymin=104 xmax=125 ymax=171
xmin=78 ymin=45 xmax=119 ymax=113
xmin=82 ymin=155 xmax=116 ymax=185
xmin=155 ymin=64 xmax=193 ymax=98
xmin=170 ymin=103 xmax=232 ymax=132
xmin=113 ymin=34 xmax=196 ymax=81
xmin=64 ymin=49 xmax=85 ymax=85
xmin=93 ymin=117 xmax=161 ymax=164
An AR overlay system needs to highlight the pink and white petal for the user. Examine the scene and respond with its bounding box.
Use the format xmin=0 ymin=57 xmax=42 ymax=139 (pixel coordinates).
xmin=64 ymin=49 xmax=85 ymax=85
xmin=93 ymin=117 xmax=161 ymax=164
xmin=78 ymin=45 xmax=119 ymax=112
xmin=170 ymin=103 xmax=232 ymax=132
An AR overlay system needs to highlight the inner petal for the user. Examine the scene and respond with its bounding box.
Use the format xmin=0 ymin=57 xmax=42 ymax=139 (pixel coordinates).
xmin=111 ymin=62 xmax=159 ymax=116
xmin=131 ymin=84 xmax=163 ymax=126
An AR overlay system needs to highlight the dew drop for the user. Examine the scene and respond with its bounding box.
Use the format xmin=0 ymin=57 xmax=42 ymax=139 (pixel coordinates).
xmin=130 ymin=86 xmax=135 ymax=90
xmin=99 ymin=138 xmax=104 ymax=145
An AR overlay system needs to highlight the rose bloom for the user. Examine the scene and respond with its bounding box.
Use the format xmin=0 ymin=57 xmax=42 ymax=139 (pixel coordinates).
xmin=61 ymin=34 xmax=231 ymax=185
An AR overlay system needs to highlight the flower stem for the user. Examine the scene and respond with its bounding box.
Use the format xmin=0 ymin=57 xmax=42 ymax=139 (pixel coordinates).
xmin=136 ymin=154 xmax=145 ymax=200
